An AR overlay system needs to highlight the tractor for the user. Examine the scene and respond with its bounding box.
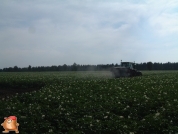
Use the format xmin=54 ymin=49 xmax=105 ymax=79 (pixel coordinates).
xmin=111 ymin=62 xmax=142 ymax=78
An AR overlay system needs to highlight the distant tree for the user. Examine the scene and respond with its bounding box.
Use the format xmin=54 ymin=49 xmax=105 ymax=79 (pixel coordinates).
xmin=51 ymin=65 xmax=57 ymax=71
xmin=147 ymin=62 xmax=153 ymax=71
xmin=14 ymin=66 xmax=18 ymax=72
xmin=71 ymin=62 xmax=77 ymax=71
xmin=21 ymin=67 xmax=28 ymax=72
xmin=2 ymin=61 xmax=178 ymax=72
xmin=63 ymin=64 xmax=67 ymax=71
xmin=58 ymin=65 xmax=62 ymax=71
xmin=28 ymin=65 xmax=31 ymax=71
xmin=115 ymin=63 xmax=118 ymax=67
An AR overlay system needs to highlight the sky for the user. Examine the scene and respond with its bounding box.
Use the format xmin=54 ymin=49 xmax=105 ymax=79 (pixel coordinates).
xmin=0 ymin=0 xmax=178 ymax=69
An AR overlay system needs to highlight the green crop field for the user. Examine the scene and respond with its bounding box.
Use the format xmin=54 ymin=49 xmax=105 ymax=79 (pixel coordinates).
xmin=0 ymin=71 xmax=178 ymax=133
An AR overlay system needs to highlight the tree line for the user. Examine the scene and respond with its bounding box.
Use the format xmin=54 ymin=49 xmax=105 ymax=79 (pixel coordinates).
xmin=0 ymin=62 xmax=178 ymax=72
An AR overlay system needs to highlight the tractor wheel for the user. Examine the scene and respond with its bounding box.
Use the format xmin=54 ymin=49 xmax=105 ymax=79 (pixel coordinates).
xmin=137 ymin=72 xmax=142 ymax=76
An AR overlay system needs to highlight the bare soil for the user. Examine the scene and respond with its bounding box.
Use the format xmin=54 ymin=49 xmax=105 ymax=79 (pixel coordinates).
xmin=0 ymin=88 xmax=41 ymax=99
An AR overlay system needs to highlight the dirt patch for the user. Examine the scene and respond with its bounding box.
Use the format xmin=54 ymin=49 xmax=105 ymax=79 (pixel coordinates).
xmin=0 ymin=88 xmax=41 ymax=99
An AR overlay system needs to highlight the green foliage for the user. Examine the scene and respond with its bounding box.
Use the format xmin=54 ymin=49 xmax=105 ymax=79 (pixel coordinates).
xmin=2 ymin=62 xmax=178 ymax=72
xmin=0 ymin=71 xmax=178 ymax=133
xmin=147 ymin=62 xmax=153 ymax=71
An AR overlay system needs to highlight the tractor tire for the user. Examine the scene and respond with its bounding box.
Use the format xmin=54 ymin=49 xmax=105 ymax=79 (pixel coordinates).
xmin=136 ymin=72 xmax=142 ymax=76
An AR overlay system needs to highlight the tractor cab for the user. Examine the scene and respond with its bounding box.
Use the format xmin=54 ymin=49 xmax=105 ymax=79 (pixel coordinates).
xmin=111 ymin=61 xmax=142 ymax=78
xmin=121 ymin=62 xmax=134 ymax=69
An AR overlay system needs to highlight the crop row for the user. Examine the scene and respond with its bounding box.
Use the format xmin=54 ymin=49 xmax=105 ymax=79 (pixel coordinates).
xmin=0 ymin=71 xmax=178 ymax=133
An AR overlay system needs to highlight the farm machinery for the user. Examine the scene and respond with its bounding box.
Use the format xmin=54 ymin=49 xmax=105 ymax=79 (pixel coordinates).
xmin=111 ymin=61 xmax=142 ymax=78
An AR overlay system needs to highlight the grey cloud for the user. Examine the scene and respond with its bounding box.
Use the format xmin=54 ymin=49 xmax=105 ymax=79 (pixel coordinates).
xmin=0 ymin=0 xmax=178 ymax=68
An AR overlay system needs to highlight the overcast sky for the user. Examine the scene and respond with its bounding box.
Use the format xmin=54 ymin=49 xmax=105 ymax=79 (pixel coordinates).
xmin=0 ymin=0 xmax=178 ymax=68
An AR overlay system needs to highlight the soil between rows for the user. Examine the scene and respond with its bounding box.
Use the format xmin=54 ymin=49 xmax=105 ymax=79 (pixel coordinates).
xmin=0 ymin=88 xmax=41 ymax=100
